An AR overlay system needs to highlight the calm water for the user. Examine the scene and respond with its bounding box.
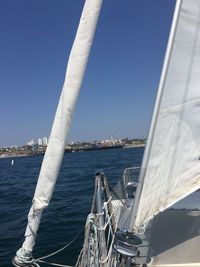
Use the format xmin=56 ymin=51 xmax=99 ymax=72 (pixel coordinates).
xmin=0 ymin=147 xmax=144 ymax=266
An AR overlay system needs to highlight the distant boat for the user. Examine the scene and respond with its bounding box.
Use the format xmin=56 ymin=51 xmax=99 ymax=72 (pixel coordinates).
xmin=13 ymin=0 xmax=200 ymax=267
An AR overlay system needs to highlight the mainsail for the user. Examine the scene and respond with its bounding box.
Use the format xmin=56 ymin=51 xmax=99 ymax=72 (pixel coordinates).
xmin=130 ymin=0 xmax=200 ymax=231
xmin=14 ymin=0 xmax=103 ymax=264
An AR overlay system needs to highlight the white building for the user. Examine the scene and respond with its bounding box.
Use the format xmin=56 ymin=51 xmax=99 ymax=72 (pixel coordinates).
xmin=27 ymin=139 xmax=35 ymax=146
xmin=38 ymin=137 xmax=48 ymax=146
xmin=42 ymin=137 xmax=48 ymax=146
xmin=38 ymin=138 xmax=43 ymax=146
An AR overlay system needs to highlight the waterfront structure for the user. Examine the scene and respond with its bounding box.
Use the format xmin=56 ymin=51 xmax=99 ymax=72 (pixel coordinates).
xmin=42 ymin=137 xmax=48 ymax=146
xmin=37 ymin=137 xmax=48 ymax=146
xmin=37 ymin=138 xmax=42 ymax=146
xmin=27 ymin=140 xmax=35 ymax=146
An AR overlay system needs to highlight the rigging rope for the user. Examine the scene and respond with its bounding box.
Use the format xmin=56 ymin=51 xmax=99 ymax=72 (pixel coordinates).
xmin=74 ymin=249 xmax=83 ymax=267
xmin=36 ymin=229 xmax=83 ymax=261
xmin=34 ymin=175 xmax=124 ymax=267
xmin=99 ymin=234 xmax=115 ymax=264
xmin=97 ymin=211 xmax=114 ymax=231
xmin=33 ymin=229 xmax=83 ymax=267
xmin=37 ymin=259 xmax=72 ymax=267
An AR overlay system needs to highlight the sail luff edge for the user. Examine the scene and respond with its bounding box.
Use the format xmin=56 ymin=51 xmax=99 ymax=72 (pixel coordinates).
xmin=128 ymin=0 xmax=183 ymax=233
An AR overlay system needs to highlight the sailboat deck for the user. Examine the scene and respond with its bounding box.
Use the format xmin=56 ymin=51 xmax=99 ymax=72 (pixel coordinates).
xmin=111 ymin=198 xmax=133 ymax=229
xmin=147 ymin=191 xmax=200 ymax=267
xmin=111 ymin=192 xmax=200 ymax=266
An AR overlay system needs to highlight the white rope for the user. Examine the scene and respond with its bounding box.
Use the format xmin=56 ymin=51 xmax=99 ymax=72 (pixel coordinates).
xmin=98 ymin=211 xmax=114 ymax=231
xmin=98 ymin=199 xmax=114 ymax=231
xmin=96 ymin=212 xmax=104 ymax=216
xmin=106 ymin=218 xmax=111 ymax=247
xmin=36 ymin=230 xmax=82 ymax=261
xmin=74 ymin=249 xmax=83 ymax=267
xmin=105 ymin=199 xmax=114 ymax=257
xmin=43 ymin=193 xmax=113 ymax=267
xmin=104 ymin=196 xmax=112 ymax=206
xmin=99 ymin=233 xmax=115 ymax=264
xmin=12 ymin=257 xmax=40 ymax=267
xmin=37 ymin=259 xmax=72 ymax=267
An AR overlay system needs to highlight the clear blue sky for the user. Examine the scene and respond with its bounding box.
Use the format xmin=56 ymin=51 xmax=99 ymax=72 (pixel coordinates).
xmin=0 ymin=0 xmax=175 ymax=147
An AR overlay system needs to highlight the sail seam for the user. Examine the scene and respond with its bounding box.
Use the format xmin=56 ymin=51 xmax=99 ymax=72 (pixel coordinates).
xmin=160 ymin=98 xmax=200 ymax=114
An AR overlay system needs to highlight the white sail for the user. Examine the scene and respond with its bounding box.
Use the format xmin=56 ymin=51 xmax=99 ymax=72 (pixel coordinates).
xmin=15 ymin=0 xmax=103 ymax=261
xmin=132 ymin=0 xmax=200 ymax=231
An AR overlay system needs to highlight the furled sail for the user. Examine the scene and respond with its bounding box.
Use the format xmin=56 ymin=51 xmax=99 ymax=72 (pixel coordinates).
xmin=14 ymin=0 xmax=103 ymax=264
xmin=130 ymin=0 xmax=200 ymax=231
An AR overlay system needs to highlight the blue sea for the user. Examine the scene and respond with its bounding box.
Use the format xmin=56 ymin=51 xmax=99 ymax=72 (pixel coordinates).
xmin=0 ymin=147 xmax=144 ymax=267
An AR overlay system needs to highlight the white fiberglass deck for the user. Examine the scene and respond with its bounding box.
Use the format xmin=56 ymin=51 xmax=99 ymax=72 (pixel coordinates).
xmin=111 ymin=191 xmax=200 ymax=266
xmin=147 ymin=191 xmax=200 ymax=267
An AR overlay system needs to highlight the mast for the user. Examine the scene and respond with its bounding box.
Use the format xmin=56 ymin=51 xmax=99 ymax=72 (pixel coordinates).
xmin=128 ymin=0 xmax=183 ymax=233
xmin=13 ymin=0 xmax=103 ymax=265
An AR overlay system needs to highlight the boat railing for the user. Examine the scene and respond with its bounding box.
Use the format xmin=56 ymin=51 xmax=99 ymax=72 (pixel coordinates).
xmin=110 ymin=167 xmax=140 ymax=202
xmin=77 ymin=168 xmax=141 ymax=267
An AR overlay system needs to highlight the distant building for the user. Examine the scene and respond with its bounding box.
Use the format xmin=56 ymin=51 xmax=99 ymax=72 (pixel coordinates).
xmin=42 ymin=137 xmax=48 ymax=146
xmin=100 ymin=139 xmax=111 ymax=146
xmin=27 ymin=139 xmax=35 ymax=146
xmin=38 ymin=137 xmax=48 ymax=146
xmin=38 ymin=138 xmax=43 ymax=146
xmin=101 ymin=137 xmax=121 ymax=146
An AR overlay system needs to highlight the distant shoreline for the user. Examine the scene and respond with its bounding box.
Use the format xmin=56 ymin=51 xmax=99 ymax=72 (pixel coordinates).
xmin=123 ymin=144 xmax=145 ymax=148
xmin=0 ymin=144 xmax=145 ymax=159
xmin=0 ymin=151 xmax=44 ymax=159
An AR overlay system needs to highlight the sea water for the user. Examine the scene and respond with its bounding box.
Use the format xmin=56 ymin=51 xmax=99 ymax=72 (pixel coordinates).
xmin=0 ymin=147 xmax=143 ymax=266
